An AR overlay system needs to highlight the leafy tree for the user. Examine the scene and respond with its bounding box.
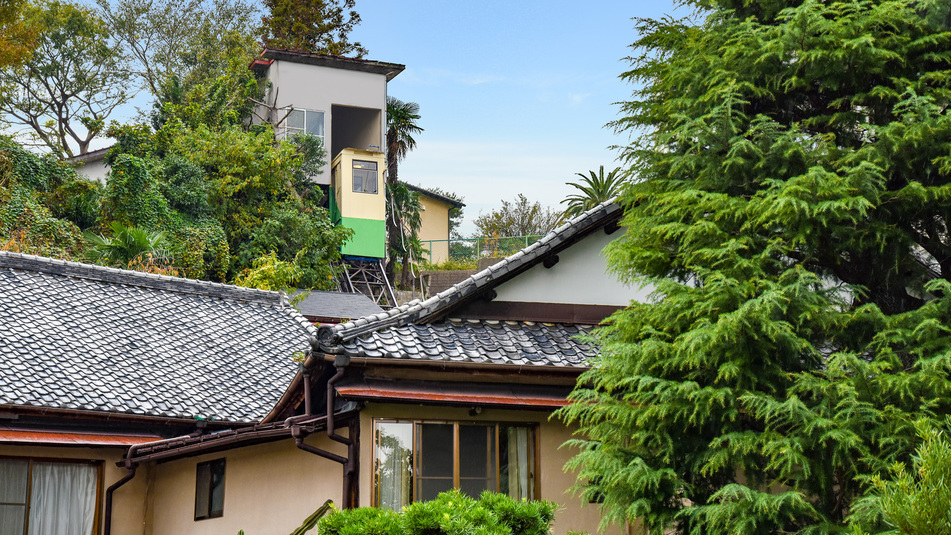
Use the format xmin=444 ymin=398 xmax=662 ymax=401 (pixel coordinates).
xmin=0 ymin=136 xmax=85 ymax=257
xmin=96 ymin=0 xmax=258 ymax=96
xmin=102 ymin=70 xmax=347 ymax=286
xmin=0 ymin=1 xmax=129 ymax=156
xmin=559 ymin=1 xmax=951 ymax=533
xmin=0 ymin=0 xmax=37 ymax=69
xmin=234 ymin=250 xmax=303 ymax=292
xmin=237 ymin=205 xmax=352 ymax=289
xmin=474 ymin=194 xmax=562 ymax=238
xmin=100 ymin=154 xmax=169 ymax=229
xmin=560 ymin=165 xmax=625 ymax=218
xmin=261 ymin=0 xmax=367 ymax=57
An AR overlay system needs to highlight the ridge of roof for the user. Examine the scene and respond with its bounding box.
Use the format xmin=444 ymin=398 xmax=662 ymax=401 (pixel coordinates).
xmin=0 ymin=252 xmax=283 ymax=307
xmin=401 ymin=182 xmax=465 ymax=208
xmin=316 ymin=199 xmax=622 ymax=350
xmin=66 ymin=145 xmax=113 ymax=164
xmin=253 ymin=48 xmax=405 ymax=81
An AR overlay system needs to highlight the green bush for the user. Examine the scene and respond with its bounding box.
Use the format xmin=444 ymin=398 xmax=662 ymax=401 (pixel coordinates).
xmin=317 ymin=506 xmax=402 ymax=535
xmin=318 ymin=490 xmax=556 ymax=535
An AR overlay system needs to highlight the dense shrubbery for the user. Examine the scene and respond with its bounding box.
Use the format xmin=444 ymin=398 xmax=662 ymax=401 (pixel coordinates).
xmin=318 ymin=490 xmax=556 ymax=535
xmin=0 ymin=81 xmax=351 ymax=289
xmin=0 ymin=137 xmax=88 ymax=258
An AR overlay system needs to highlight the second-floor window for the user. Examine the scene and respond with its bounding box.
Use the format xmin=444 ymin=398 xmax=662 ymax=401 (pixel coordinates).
xmin=352 ymin=160 xmax=378 ymax=194
xmin=282 ymin=109 xmax=324 ymax=140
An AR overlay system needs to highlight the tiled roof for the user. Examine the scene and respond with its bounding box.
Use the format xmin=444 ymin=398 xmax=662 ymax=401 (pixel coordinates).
xmin=292 ymin=290 xmax=383 ymax=322
xmin=316 ymin=200 xmax=622 ymax=350
xmin=0 ymin=253 xmax=315 ymax=423
xmin=337 ymin=319 xmax=595 ymax=368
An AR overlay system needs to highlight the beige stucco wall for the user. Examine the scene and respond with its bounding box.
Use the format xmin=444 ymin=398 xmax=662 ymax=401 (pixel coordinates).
xmin=417 ymin=195 xmax=452 ymax=265
xmin=0 ymin=443 xmax=150 ymax=535
xmin=332 ymin=149 xmax=386 ymax=221
xmin=359 ymin=403 xmax=623 ymax=535
xmin=146 ymin=435 xmax=346 ymax=535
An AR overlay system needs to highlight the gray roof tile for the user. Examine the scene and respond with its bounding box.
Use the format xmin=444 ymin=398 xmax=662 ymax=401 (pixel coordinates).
xmin=336 ymin=319 xmax=597 ymax=368
xmin=0 ymin=252 xmax=316 ymax=423
xmin=292 ymin=290 xmax=383 ymax=320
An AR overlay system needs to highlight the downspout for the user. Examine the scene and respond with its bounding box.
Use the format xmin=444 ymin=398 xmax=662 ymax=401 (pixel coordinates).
xmin=293 ymin=350 xmax=359 ymax=508
xmin=104 ymin=447 xmax=140 ymax=535
xmin=302 ymin=364 xmax=313 ymax=417
xmin=325 ymin=355 xmax=352 ymax=447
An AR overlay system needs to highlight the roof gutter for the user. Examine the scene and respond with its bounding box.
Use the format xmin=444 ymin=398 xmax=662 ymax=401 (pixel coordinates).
xmin=290 ymin=338 xmax=359 ymax=507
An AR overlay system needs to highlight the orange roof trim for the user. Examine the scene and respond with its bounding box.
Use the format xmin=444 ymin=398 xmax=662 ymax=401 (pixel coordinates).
xmin=335 ymin=381 xmax=570 ymax=408
xmin=0 ymin=426 xmax=161 ymax=447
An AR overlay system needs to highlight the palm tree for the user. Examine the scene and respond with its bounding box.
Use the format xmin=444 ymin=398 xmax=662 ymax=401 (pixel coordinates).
xmin=385 ymin=96 xmax=423 ymax=185
xmin=560 ymin=165 xmax=626 ymax=217
xmin=84 ymin=221 xmax=169 ymax=267
xmin=384 ymin=97 xmax=422 ymax=284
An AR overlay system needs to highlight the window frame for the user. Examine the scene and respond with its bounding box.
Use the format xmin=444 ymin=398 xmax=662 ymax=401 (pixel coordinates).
xmin=0 ymin=455 xmax=104 ymax=535
xmin=371 ymin=418 xmax=540 ymax=508
xmin=194 ymin=458 xmax=226 ymax=521
xmin=279 ymin=108 xmax=325 ymax=140
xmin=351 ymin=159 xmax=379 ymax=194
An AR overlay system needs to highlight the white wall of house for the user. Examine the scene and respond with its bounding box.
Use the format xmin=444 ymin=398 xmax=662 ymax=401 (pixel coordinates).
xmin=262 ymin=61 xmax=388 ymax=184
xmin=73 ymin=155 xmax=109 ymax=183
xmin=493 ymin=229 xmax=649 ymax=307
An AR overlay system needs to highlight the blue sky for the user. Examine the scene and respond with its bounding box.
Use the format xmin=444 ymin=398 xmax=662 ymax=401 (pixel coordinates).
xmin=351 ymin=1 xmax=682 ymax=235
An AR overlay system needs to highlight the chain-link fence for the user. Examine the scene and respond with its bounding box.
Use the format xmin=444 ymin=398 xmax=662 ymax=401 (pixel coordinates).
xmin=420 ymin=235 xmax=544 ymax=266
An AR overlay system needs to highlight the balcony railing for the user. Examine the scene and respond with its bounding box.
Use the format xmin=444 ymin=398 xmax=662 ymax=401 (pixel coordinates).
xmin=420 ymin=235 xmax=544 ymax=266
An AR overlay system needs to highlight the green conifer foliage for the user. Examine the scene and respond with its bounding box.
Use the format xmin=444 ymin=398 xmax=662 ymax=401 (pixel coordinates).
xmin=260 ymin=0 xmax=366 ymax=57
xmin=559 ymin=1 xmax=951 ymax=533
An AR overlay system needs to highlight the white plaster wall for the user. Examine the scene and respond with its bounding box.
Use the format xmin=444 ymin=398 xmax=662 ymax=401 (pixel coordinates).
xmin=75 ymin=158 xmax=109 ymax=183
xmin=493 ymin=229 xmax=650 ymax=306
xmin=266 ymin=61 xmax=388 ymax=181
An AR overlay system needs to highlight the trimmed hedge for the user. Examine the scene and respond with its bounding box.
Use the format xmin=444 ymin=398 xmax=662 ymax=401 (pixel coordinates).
xmin=318 ymin=490 xmax=556 ymax=535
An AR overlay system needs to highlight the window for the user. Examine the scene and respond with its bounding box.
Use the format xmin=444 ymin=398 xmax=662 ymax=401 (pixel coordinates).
xmin=281 ymin=109 xmax=324 ymax=140
xmin=373 ymin=420 xmax=536 ymax=510
xmin=0 ymin=457 xmax=101 ymax=535
xmin=352 ymin=160 xmax=378 ymax=194
xmin=194 ymin=459 xmax=225 ymax=520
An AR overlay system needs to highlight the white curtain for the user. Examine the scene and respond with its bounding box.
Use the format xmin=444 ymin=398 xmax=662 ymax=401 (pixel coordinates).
xmin=0 ymin=459 xmax=29 ymax=534
xmin=505 ymin=427 xmax=533 ymax=500
xmin=376 ymin=423 xmax=413 ymax=510
xmin=28 ymin=462 xmax=97 ymax=535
